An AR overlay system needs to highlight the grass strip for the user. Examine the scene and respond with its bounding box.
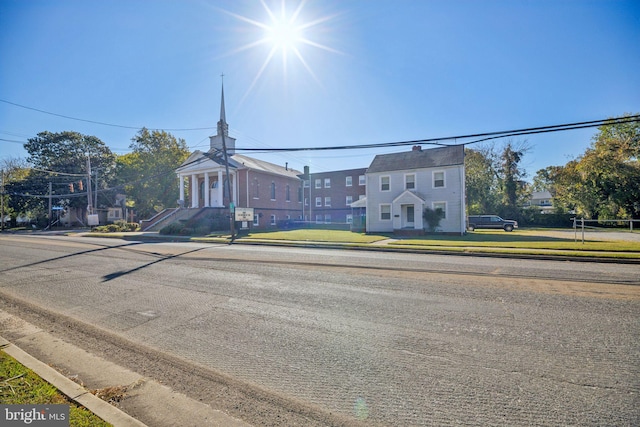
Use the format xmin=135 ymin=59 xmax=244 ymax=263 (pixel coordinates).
xmin=1 ymin=351 xmax=111 ymax=427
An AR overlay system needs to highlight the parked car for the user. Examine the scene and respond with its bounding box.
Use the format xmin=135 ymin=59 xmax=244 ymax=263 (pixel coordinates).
xmin=467 ymin=215 xmax=518 ymax=232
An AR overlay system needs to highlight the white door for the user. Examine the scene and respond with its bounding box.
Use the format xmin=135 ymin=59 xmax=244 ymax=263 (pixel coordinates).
xmin=403 ymin=204 xmax=415 ymax=228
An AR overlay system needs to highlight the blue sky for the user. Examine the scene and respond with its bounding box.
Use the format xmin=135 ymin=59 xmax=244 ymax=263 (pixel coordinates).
xmin=1 ymin=0 xmax=638 ymax=180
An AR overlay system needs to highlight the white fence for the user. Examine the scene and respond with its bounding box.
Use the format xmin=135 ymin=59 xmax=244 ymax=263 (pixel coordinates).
xmin=571 ymin=218 xmax=639 ymax=243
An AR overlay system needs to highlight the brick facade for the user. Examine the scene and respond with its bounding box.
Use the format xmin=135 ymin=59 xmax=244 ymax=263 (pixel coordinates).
xmin=301 ymin=168 xmax=367 ymax=224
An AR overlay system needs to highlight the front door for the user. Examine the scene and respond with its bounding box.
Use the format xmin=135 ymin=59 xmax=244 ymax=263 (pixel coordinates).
xmin=403 ymin=204 xmax=415 ymax=228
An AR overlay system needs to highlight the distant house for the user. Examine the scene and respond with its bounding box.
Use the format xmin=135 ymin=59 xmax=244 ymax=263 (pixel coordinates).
xmin=525 ymin=190 xmax=554 ymax=214
xmin=365 ymin=145 xmax=466 ymax=234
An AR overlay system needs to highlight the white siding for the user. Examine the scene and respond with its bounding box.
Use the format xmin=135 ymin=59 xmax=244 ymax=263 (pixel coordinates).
xmin=366 ymin=164 xmax=465 ymax=233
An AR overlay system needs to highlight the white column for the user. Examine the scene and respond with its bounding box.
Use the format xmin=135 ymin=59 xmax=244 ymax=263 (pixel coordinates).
xmin=178 ymin=174 xmax=184 ymax=205
xmin=204 ymin=172 xmax=210 ymax=207
xmin=232 ymin=171 xmax=237 ymax=205
xmin=191 ymin=174 xmax=198 ymax=208
xmin=217 ymin=170 xmax=223 ymax=207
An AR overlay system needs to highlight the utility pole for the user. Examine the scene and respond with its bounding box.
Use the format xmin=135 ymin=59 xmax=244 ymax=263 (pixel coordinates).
xmin=219 ymin=74 xmax=235 ymax=240
xmin=221 ymin=121 xmax=235 ymax=239
xmin=94 ymin=167 xmax=99 ymax=213
xmin=86 ymin=155 xmax=92 ymax=216
xmin=48 ymin=181 xmax=52 ymax=230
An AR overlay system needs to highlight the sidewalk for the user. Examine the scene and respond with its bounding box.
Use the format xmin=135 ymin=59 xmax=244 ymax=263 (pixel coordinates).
xmin=0 ymin=311 xmax=251 ymax=427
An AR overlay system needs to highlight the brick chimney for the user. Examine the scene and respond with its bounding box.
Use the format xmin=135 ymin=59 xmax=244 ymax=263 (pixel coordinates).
xmin=412 ymin=145 xmax=422 ymax=151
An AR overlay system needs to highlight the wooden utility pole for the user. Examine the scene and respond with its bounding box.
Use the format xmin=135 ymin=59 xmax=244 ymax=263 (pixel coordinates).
xmin=48 ymin=181 xmax=52 ymax=230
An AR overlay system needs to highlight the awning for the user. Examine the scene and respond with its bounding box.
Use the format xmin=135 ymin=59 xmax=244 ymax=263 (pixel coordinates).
xmin=350 ymin=197 xmax=367 ymax=208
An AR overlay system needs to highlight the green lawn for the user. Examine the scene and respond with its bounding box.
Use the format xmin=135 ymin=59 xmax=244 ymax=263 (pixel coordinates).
xmin=236 ymin=228 xmax=640 ymax=258
xmin=0 ymin=351 xmax=111 ymax=427
xmin=239 ymin=228 xmax=388 ymax=243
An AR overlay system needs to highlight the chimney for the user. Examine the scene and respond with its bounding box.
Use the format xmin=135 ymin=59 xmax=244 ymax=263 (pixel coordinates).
xmin=285 ymin=162 xmax=288 ymax=171
xmin=304 ymin=165 xmax=310 ymax=178
xmin=412 ymin=145 xmax=422 ymax=151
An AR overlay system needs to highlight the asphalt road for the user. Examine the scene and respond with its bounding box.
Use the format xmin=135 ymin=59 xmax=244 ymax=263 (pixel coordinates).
xmin=0 ymin=234 xmax=638 ymax=426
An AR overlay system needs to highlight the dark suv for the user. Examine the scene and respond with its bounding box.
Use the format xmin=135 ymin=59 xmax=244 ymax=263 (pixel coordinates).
xmin=467 ymin=215 xmax=518 ymax=232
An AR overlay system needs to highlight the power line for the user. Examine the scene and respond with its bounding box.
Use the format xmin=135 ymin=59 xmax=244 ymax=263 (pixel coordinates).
xmin=233 ymin=115 xmax=640 ymax=153
xmin=0 ymin=99 xmax=215 ymax=132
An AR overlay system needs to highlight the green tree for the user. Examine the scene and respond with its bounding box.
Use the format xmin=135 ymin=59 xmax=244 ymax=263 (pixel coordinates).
xmin=115 ymin=128 xmax=190 ymax=219
xmin=498 ymin=140 xmax=530 ymax=218
xmin=1 ymin=157 xmax=30 ymax=227
xmin=465 ymin=140 xmax=529 ymax=218
xmin=7 ymin=131 xmax=115 ymax=224
xmin=464 ymin=146 xmax=500 ymax=214
xmin=550 ymin=115 xmax=639 ymax=219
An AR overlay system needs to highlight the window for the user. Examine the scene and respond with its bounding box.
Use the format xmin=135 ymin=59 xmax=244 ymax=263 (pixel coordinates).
xmin=325 ymin=197 xmax=331 ymax=206
xmin=304 ymin=180 xmax=309 ymax=188
xmin=380 ymin=204 xmax=391 ymax=220
xmin=405 ymin=174 xmax=415 ymax=190
xmin=315 ymin=214 xmax=323 ymax=223
xmin=298 ymin=187 xmax=303 ymax=202
xmin=305 ymin=197 xmax=309 ymax=206
xmin=380 ymin=176 xmax=390 ymax=191
xmin=324 ymin=214 xmax=331 ymax=223
xmin=253 ymin=215 xmax=259 ymax=226
xmin=315 ymin=179 xmax=321 ymax=189
xmin=324 ymin=178 xmax=331 ymax=188
xmin=433 ymin=171 xmax=445 ymax=188
xmin=315 ymin=197 xmax=322 ymax=207
xmin=433 ymin=202 xmax=447 ymax=219
xmin=359 ymin=175 xmax=366 ymax=186
xmin=270 ymin=182 xmax=276 ymax=200
xmin=346 ymin=195 xmax=353 ymax=206
xmin=346 ymin=176 xmax=352 ymax=187
xmin=286 ymin=185 xmax=291 ymax=202
xmin=346 ymin=214 xmax=353 ymax=224
xmin=270 ymin=214 xmax=276 ymax=225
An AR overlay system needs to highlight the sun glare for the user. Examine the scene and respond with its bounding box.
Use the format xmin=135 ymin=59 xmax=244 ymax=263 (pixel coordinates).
xmin=264 ymin=9 xmax=302 ymax=52
xmin=220 ymin=0 xmax=341 ymax=102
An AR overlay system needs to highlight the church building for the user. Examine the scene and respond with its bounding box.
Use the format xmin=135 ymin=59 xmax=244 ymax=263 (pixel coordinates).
xmin=175 ymin=85 xmax=304 ymax=229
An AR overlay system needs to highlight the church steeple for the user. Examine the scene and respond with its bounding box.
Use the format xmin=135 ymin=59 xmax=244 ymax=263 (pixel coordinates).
xmin=210 ymin=75 xmax=236 ymax=155
xmin=217 ymin=79 xmax=228 ymax=137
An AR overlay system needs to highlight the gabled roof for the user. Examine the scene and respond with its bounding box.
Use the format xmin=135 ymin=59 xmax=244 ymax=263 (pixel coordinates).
xmin=367 ymin=145 xmax=464 ymax=173
xmin=231 ymin=154 xmax=302 ymax=178
xmin=393 ymin=190 xmax=426 ymax=204
xmin=175 ymin=150 xmax=219 ymax=173
xmin=175 ymin=150 xmax=301 ymax=179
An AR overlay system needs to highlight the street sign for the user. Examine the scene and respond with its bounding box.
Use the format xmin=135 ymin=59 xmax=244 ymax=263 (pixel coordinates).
xmin=234 ymin=207 xmax=254 ymax=222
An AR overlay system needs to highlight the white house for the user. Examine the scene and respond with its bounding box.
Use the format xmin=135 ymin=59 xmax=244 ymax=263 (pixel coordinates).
xmin=365 ymin=145 xmax=466 ymax=234
xmin=525 ymin=190 xmax=554 ymax=214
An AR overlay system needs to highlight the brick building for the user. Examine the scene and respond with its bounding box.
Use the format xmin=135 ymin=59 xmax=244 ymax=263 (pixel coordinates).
xmin=301 ymin=167 xmax=367 ymax=225
xmin=174 ymin=84 xmax=304 ymax=230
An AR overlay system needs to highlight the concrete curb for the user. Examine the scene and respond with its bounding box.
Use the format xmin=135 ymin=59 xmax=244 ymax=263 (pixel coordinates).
xmin=0 ymin=336 xmax=147 ymax=427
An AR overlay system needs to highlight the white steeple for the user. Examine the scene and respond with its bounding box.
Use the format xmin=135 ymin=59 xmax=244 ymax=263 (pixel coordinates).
xmin=210 ymin=76 xmax=235 ymax=155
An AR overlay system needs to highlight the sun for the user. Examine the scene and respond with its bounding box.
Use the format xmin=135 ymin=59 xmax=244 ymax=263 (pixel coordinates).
xmin=264 ymin=6 xmax=303 ymax=53
xmin=220 ymin=0 xmax=341 ymax=100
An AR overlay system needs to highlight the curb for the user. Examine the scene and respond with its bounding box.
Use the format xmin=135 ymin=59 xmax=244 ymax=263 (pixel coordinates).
xmin=88 ymin=232 xmax=640 ymax=265
xmin=0 ymin=336 xmax=147 ymax=427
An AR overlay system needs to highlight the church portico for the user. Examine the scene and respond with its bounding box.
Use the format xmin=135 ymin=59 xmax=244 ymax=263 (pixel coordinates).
xmin=177 ymin=169 xmax=236 ymax=209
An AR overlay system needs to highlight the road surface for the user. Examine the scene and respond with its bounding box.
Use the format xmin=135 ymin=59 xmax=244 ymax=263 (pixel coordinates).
xmin=0 ymin=234 xmax=638 ymax=426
